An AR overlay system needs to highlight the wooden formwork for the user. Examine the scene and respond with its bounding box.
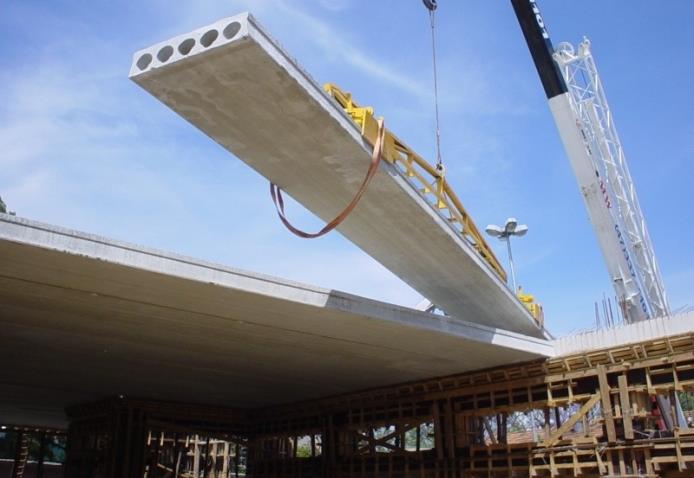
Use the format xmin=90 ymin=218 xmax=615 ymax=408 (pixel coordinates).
xmin=248 ymin=333 xmax=694 ymax=477
xmin=63 ymin=398 xmax=249 ymax=478
xmin=62 ymin=333 xmax=694 ymax=477
xmin=0 ymin=425 xmax=66 ymax=478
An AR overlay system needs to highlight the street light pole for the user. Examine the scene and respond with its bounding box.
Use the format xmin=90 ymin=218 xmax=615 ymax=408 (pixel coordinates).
xmin=485 ymin=218 xmax=528 ymax=293
xmin=505 ymin=235 xmax=517 ymax=292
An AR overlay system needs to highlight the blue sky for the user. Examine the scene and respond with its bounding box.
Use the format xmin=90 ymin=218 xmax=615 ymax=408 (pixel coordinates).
xmin=1 ymin=0 xmax=692 ymax=336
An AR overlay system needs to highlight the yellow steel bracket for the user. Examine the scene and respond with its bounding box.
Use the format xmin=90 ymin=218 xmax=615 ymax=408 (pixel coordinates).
xmin=323 ymin=83 xmax=508 ymax=283
xmin=323 ymin=83 xmax=386 ymax=158
xmin=517 ymin=289 xmax=544 ymax=327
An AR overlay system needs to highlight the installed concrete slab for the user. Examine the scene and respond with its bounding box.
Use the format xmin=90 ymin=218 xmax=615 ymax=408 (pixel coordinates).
xmin=0 ymin=214 xmax=551 ymax=428
xmin=129 ymin=13 xmax=542 ymax=338
xmin=551 ymin=312 xmax=694 ymax=356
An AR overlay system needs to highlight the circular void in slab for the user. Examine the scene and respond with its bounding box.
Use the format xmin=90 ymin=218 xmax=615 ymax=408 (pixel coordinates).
xmin=157 ymin=45 xmax=174 ymax=63
xmin=178 ymin=38 xmax=195 ymax=55
xmin=200 ymin=29 xmax=219 ymax=48
xmin=136 ymin=53 xmax=153 ymax=71
xmin=223 ymin=22 xmax=241 ymax=40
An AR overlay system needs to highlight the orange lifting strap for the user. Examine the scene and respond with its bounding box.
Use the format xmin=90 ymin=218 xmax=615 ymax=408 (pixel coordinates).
xmin=270 ymin=118 xmax=385 ymax=239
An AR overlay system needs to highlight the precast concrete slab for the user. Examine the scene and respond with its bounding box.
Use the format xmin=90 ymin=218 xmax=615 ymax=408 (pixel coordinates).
xmin=128 ymin=13 xmax=543 ymax=338
xmin=551 ymin=312 xmax=694 ymax=356
xmin=0 ymin=214 xmax=552 ymax=428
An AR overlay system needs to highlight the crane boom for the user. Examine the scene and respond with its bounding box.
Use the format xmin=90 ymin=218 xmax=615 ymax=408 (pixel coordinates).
xmin=552 ymin=40 xmax=670 ymax=319
xmin=510 ymin=0 xmax=669 ymax=323
xmin=511 ymin=0 xmax=682 ymax=428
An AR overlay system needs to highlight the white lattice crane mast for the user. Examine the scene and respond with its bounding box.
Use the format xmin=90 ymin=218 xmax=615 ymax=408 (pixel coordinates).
xmin=511 ymin=0 xmax=670 ymax=323
xmin=551 ymin=40 xmax=669 ymax=320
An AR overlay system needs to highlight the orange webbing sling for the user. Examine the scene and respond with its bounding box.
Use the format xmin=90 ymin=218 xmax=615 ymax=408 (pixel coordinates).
xmin=270 ymin=118 xmax=385 ymax=239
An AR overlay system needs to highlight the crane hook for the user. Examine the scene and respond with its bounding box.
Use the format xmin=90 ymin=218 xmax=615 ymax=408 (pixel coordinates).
xmin=422 ymin=0 xmax=437 ymax=11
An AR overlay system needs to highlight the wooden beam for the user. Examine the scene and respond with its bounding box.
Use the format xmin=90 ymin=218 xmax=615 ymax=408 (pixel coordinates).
xmin=618 ymin=374 xmax=634 ymax=440
xmin=540 ymin=394 xmax=600 ymax=447
xmin=222 ymin=441 xmax=229 ymax=477
xmin=597 ymin=365 xmax=617 ymax=443
xmin=675 ymin=429 xmax=685 ymax=471
xmin=595 ymin=445 xmax=607 ymax=475
xmin=193 ymin=435 xmax=200 ymax=478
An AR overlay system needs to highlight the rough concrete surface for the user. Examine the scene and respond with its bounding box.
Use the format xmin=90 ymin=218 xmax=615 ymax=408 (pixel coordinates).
xmin=129 ymin=12 xmax=543 ymax=337
xmin=551 ymin=312 xmax=694 ymax=356
xmin=0 ymin=214 xmax=551 ymax=428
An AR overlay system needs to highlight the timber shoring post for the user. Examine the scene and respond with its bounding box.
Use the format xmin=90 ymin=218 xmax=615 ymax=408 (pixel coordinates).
xmin=10 ymin=430 xmax=27 ymax=478
xmin=597 ymin=364 xmax=618 ymax=443
xmin=193 ymin=435 xmax=200 ymax=478
xmin=146 ymin=429 xmax=160 ymax=477
xmin=222 ymin=440 xmax=230 ymax=477
xmin=174 ymin=432 xmax=182 ymax=478
xmin=618 ymin=374 xmax=634 ymax=440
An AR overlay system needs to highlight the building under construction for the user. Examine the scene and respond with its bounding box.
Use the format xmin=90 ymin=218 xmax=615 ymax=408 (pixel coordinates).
xmin=1 ymin=1 xmax=692 ymax=477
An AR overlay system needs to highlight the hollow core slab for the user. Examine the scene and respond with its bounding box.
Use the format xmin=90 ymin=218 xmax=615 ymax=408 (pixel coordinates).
xmin=129 ymin=13 xmax=543 ymax=337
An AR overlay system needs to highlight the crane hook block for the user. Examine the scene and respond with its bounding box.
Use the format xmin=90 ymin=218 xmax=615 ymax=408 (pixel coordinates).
xmin=422 ymin=0 xmax=437 ymax=12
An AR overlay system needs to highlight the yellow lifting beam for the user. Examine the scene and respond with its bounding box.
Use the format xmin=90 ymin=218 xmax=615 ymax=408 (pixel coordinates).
xmin=324 ymin=83 xmax=507 ymax=283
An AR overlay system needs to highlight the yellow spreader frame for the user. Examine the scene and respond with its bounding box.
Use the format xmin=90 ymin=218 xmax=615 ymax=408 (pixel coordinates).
xmin=324 ymin=83 xmax=507 ymax=283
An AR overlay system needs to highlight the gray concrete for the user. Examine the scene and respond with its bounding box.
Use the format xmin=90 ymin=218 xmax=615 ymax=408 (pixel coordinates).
xmin=129 ymin=13 xmax=543 ymax=337
xmin=551 ymin=312 xmax=694 ymax=356
xmin=0 ymin=214 xmax=552 ymax=428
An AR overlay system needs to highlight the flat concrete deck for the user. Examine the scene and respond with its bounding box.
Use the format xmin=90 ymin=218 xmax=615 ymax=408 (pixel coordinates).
xmin=0 ymin=214 xmax=551 ymax=428
xmin=551 ymin=312 xmax=694 ymax=356
xmin=129 ymin=13 xmax=542 ymax=338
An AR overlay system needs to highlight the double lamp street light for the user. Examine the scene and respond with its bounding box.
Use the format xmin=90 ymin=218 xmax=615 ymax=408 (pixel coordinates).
xmin=485 ymin=218 xmax=528 ymax=293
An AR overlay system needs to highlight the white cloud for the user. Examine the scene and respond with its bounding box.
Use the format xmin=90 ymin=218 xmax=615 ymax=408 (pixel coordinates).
xmin=271 ymin=1 xmax=429 ymax=100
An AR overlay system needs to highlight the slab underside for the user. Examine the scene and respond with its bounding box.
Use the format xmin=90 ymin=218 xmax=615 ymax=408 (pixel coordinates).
xmin=0 ymin=215 xmax=550 ymax=428
xmin=129 ymin=13 xmax=541 ymax=338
